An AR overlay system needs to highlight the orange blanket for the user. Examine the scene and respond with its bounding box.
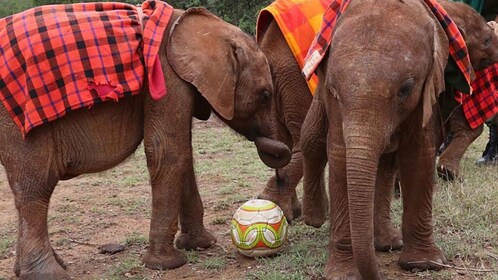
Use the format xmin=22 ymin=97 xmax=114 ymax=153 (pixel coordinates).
xmin=257 ymin=0 xmax=333 ymax=94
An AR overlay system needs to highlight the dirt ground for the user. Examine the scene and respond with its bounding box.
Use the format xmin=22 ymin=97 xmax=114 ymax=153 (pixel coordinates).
xmin=0 ymin=118 xmax=496 ymax=280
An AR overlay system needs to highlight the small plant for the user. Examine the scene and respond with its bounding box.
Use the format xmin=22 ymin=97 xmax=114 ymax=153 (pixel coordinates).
xmin=123 ymin=233 xmax=148 ymax=247
xmin=54 ymin=238 xmax=70 ymax=247
xmin=211 ymin=216 xmax=228 ymax=225
xmin=200 ymin=257 xmax=226 ymax=270
xmin=0 ymin=236 xmax=15 ymax=258
xmin=100 ymin=257 xmax=142 ymax=280
xmin=186 ymin=250 xmax=201 ymax=264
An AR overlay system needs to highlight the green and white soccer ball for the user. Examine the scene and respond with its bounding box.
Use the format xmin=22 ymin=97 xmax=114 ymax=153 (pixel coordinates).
xmin=230 ymin=199 xmax=288 ymax=257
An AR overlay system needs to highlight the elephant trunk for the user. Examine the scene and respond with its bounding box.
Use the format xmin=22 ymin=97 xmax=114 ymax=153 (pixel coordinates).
xmin=254 ymin=137 xmax=291 ymax=169
xmin=345 ymin=128 xmax=385 ymax=280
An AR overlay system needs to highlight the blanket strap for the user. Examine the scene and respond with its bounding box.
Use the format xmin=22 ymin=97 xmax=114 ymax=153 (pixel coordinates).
xmin=136 ymin=6 xmax=144 ymax=31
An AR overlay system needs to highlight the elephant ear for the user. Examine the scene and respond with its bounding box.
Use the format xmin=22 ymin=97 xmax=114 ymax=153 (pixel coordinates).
xmin=167 ymin=8 xmax=236 ymax=120
xmin=421 ymin=9 xmax=450 ymax=128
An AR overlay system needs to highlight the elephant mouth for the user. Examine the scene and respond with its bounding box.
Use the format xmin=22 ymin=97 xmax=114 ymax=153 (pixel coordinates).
xmin=254 ymin=137 xmax=291 ymax=169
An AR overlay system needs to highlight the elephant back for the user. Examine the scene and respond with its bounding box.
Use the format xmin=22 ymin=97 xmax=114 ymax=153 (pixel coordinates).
xmin=0 ymin=1 xmax=172 ymax=137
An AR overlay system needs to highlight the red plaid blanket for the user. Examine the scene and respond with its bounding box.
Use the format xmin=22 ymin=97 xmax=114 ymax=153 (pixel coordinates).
xmin=302 ymin=0 xmax=473 ymax=96
xmin=0 ymin=0 xmax=173 ymax=136
xmin=459 ymin=63 xmax=498 ymax=128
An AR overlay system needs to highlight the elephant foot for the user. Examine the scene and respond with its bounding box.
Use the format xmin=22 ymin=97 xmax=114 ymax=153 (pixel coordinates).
xmin=258 ymin=189 xmax=300 ymax=222
xmin=398 ymin=245 xmax=446 ymax=272
xmin=174 ymin=228 xmax=217 ymax=250
xmin=302 ymin=193 xmax=328 ymax=228
xmin=142 ymin=247 xmax=187 ymax=270
xmin=302 ymin=204 xmax=327 ymax=228
xmin=16 ymin=249 xmax=68 ymax=279
xmin=15 ymin=251 xmax=66 ymax=276
xmin=374 ymin=227 xmax=403 ymax=252
xmin=324 ymin=257 xmax=361 ymax=280
xmin=20 ymin=258 xmax=69 ymax=280
xmin=436 ymin=164 xmax=457 ymax=181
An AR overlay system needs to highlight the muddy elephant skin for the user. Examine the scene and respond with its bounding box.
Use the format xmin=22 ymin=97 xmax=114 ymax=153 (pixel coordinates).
xmin=300 ymin=0 xmax=454 ymax=279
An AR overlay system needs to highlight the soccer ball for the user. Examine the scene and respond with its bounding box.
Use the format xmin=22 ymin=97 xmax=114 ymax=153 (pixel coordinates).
xmin=230 ymin=199 xmax=288 ymax=257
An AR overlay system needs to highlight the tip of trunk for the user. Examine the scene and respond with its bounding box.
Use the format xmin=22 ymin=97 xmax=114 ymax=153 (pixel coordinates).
xmin=255 ymin=137 xmax=291 ymax=169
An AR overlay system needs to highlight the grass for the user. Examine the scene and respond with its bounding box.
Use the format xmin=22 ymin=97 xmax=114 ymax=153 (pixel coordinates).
xmin=248 ymin=223 xmax=328 ymax=280
xmin=108 ymin=197 xmax=149 ymax=215
xmin=123 ymin=233 xmax=148 ymax=247
xmin=0 ymin=236 xmax=14 ymax=259
xmin=99 ymin=257 xmax=143 ymax=280
xmin=1 ymin=118 xmax=498 ymax=279
xmin=199 ymin=257 xmax=227 ymax=270
xmin=211 ymin=216 xmax=229 ymax=225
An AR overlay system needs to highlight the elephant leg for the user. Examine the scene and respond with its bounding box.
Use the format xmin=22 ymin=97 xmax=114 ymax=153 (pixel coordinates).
xmin=174 ymin=165 xmax=216 ymax=250
xmin=141 ymin=98 xmax=194 ymax=270
xmin=258 ymin=20 xmax=314 ymax=221
xmin=5 ymin=163 xmax=68 ymax=279
xmin=302 ymin=98 xmax=328 ymax=228
xmin=258 ymin=115 xmax=301 ymax=221
xmin=438 ymin=107 xmax=483 ymax=180
xmin=258 ymin=145 xmax=303 ymax=222
xmin=398 ymin=131 xmax=446 ymax=271
xmin=374 ymin=153 xmax=403 ymax=251
xmin=142 ymin=140 xmax=188 ymax=270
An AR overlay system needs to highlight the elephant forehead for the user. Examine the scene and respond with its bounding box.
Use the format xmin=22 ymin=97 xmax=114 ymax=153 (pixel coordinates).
xmin=237 ymin=40 xmax=272 ymax=86
xmin=333 ymin=8 xmax=431 ymax=54
xmin=328 ymin=47 xmax=425 ymax=87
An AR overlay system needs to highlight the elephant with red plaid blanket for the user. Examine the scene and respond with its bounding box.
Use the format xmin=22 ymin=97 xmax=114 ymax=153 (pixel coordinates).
xmin=298 ymin=0 xmax=498 ymax=278
xmin=0 ymin=3 xmax=290 ymax=279
xmin=437 ymin=1 xmax=498 ymax=180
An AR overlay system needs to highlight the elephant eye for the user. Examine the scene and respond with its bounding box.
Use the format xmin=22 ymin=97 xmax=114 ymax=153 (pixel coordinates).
xmin=258 ymin=90 xmax=271 ymax=104
xmin=483 ymin=36 xmax=491 ymax=48
xmin=398 ymin=78 xmax=415 ymax=98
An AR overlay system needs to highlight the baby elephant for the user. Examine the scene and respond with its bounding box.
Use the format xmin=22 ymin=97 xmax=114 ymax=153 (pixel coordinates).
xmin=300 ymin=0 xmax=495 ymax=279
xmin=0 ymin=2 xmax=289 ymax=279
xmin=437 ymin=1 xmax=498 ymax=179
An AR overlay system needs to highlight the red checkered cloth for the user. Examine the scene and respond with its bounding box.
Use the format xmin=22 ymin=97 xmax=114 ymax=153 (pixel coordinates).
xmin=0 ymin=0 xmax=173 ymax=137
xmin=302 ymin=0 xmax=473 ymax=96
xmin=458 ymin=63 xmax=498 ymax=128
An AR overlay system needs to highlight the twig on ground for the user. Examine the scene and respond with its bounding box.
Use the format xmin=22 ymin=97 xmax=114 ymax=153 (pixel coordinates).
xmin=486 ymin=252 xmax=498 ymax=261
xmin=64 ymin=230 xmax=97 ymax=246
xmin=216 ymin=243 xmax=228 ymax=253
xmin=407 ymin=260 xmax=495 ymax=273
